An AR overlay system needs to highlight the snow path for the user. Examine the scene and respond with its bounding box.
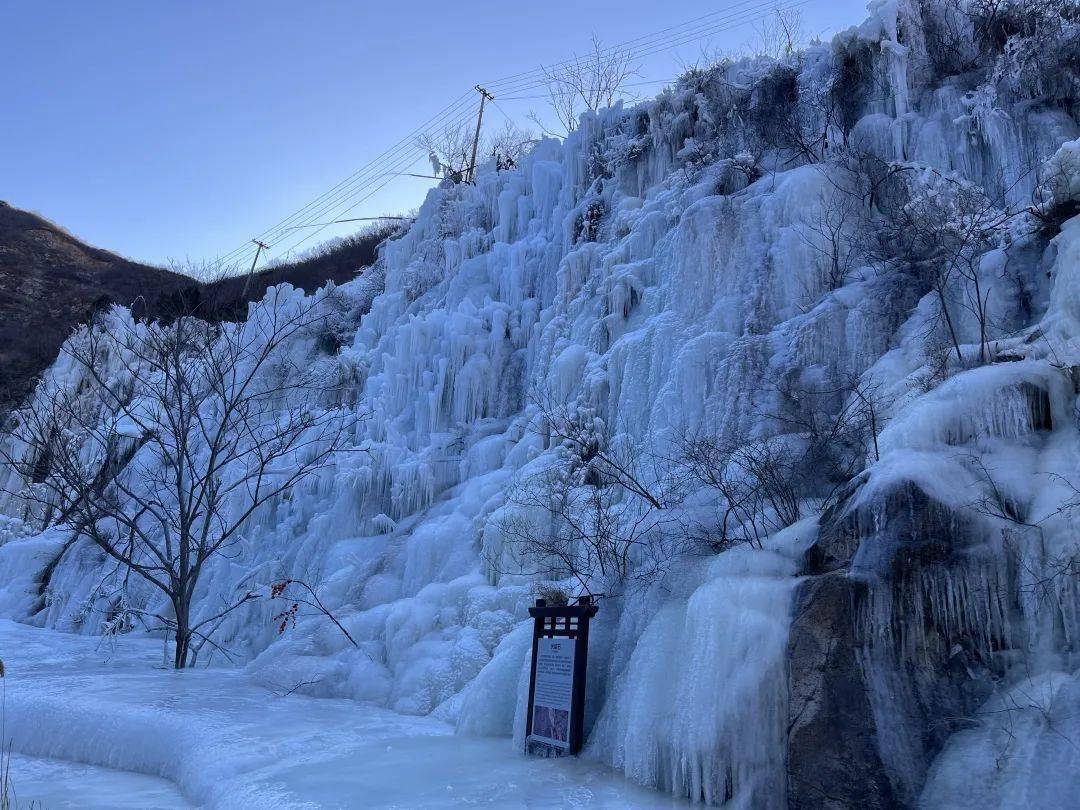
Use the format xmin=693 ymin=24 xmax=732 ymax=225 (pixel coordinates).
xmin=0 ymin=620 xmax=687 ymax=808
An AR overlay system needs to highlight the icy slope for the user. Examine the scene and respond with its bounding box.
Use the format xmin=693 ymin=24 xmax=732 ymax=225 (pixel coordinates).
xmin=2 ymin=0 xmax=1080 ymax=805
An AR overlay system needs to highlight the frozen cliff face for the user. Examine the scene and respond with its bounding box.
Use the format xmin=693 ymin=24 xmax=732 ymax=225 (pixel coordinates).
xmin=1 ymin=0 xmax=1080 ymax=805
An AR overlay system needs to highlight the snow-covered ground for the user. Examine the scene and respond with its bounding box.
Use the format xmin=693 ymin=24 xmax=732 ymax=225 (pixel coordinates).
xmin=3 ymin=754 xmax=191 ymax=809
xmin=0 ymin=619 xmax=688 ymax=808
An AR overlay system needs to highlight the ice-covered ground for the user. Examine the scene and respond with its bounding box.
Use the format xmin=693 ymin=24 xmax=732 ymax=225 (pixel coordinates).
xmin=0 ymin=619 xmax=688 ymax=808
xmin=4 ymin=754 xmax=191 ymax=809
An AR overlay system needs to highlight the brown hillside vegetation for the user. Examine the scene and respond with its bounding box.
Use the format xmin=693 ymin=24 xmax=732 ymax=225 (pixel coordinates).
xmin=0 ymin=201 xmax=194 ymax=409
xmin=0 ymin=201 xmax=398 ymax=410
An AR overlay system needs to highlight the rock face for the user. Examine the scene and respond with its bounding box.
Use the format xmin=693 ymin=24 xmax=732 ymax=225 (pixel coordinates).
xmin=0 ymin=202 xmax=195 ymax=410
xmin=787 ymin=479 xmax=1016 ymax=807
xmin=788 ymin=572 xmax=896 ymax=809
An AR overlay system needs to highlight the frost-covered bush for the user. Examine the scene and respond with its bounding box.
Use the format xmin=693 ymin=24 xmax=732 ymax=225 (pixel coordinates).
xmin=829 ymin=36 xmax=880 ymax=145
xmin=0 ymin=516 xmax=30 ymax=546
xmin=573 ymin=197 xmax=607 ymax=243
xmin=1044 ymin=137 xmax=1080 ymax=204
xmin=974 ymin=0 xmax=1080 ymax=107
xmin=492 ymin=401 xmax=684 ymax=596
xmin=749 ymin=64 xmax=803 ymax=150
xmin=908 ymin=0 xmax=982 ymax=77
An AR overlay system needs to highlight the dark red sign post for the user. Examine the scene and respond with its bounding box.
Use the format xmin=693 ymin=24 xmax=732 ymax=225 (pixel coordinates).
xmin=524 ymin=595 xmax=598 ymax=756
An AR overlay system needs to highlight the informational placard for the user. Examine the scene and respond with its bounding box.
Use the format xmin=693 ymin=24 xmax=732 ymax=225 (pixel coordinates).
xmin=528 ymin=636 xmax=576 ymax=750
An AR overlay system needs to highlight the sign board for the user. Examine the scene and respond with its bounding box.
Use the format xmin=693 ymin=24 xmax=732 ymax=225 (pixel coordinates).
xmin=524 ymin=597 xmax=598 ymax=756
xmin=529 ymin=637 xmax=576 ymax=749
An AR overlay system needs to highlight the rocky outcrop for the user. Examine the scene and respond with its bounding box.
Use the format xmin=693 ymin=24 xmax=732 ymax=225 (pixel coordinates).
xmin=787 ymin=479 xmax=1015 ymax=808
xmin=787 ymin=571 xmax=896 ymax=809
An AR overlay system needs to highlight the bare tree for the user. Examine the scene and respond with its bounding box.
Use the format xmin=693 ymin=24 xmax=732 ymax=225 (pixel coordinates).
xmin=746 ymin=60 xmax=832 ymax=166
xmin=497 ymin=460 xmax=674 ymax=595
xmin=751 ymin=6 xmax=806 ymax=60
xmin=270 ymin=578 xmax=360 ymax=649
xmin=491 ymin=398 xmax=681 ymax=596
xmin=678 ymin=373 xmax=887 ymax=550
xmin=797 ymin=189 xmax=865 ymax=296
xmin=418 ymin=123 xmax=475 ymax=182
xmin=766 ymin=374 xmax=888 ymax=477
xmin=678 ymin=433 xmax=802 ymax=550
xmin=530 ymin=36 xmax=639 ymax=137
xmin=418 ymin=120 xmax=535 ymax=181
xmin=1 ymin=290 xmax=363 ymax=668
xmin=486 ymin=120 xmax=536 ymax=171
xmin=869 ymin=165 xmax=1031 ymax=364
xmin=964 ymin=456 xmax=1080 ymax=611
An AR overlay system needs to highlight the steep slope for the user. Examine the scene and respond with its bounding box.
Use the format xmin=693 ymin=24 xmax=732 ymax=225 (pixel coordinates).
xmin=0 ymin=202 xmax=195 ymax=409
xmin=1 ymin=0 xmax=1080 ymax=807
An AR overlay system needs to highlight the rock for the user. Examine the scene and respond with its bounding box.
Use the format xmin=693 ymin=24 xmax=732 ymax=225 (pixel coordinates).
xmin=787 ymin=477 xmax=1012 ymax=807
xmin=787 ymin=571 xmax=897 ymax=809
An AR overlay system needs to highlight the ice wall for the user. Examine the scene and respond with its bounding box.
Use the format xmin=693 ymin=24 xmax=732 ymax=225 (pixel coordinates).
xmin=1 ymin=0 xmax=1079 ymax=804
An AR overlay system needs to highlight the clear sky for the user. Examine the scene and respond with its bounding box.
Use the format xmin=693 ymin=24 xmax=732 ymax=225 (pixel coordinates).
xmin=1 ymin=0 xmax=868 ymax=271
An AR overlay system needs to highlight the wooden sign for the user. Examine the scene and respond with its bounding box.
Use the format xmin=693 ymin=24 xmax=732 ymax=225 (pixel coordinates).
xmin=524 ymin=596 xmax=598 ymax=756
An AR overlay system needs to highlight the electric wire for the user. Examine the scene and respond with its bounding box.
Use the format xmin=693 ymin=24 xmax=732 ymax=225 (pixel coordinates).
xmin=481 ymin=0 xmax=803 ymax=96
xmin=481 ymin=0 xmax=780 ymax=91
xmin=216 ymin=89 xmax=475 ymax=263
xmin=216 ymin=92 xmax=478 ymax=266
xmin=217 ymin=0 xmax=811 ymax=269
xmin=221 ymin=99 xmax=480 ymax=267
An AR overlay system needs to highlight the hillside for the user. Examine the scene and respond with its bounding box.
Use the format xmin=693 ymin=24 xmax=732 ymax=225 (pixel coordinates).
xmin=0 ymin=202 xmax=195 ymax=409
xmin=0 ymin=202 xmax=397 ymax=410
xmin=170 ymin=225 xmax=400 ymax=321
xmin=1 ymin=0 xmax=1080 ymax=806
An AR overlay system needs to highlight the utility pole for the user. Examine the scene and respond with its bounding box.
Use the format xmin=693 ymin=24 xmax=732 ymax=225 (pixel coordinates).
xmin=467 ymin=85 xmax=494 ymax=184
xmin=241 ymin=239 xmax=269 ymax=298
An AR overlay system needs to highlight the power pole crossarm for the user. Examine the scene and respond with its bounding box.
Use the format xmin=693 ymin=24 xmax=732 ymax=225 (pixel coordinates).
xmin=467 ymin=85 xmax=494 ymax=184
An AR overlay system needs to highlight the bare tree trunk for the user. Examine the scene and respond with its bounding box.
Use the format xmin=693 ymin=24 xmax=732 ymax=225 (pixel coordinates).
xmin=173 ymin=595 xmax=191 ymax=669
xmin=936 ymin=286 xmax=964 ymax=363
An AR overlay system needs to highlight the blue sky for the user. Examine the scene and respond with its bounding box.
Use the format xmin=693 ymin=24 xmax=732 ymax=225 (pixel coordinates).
xmin=1 ymin=0 xmax=868 ymax=270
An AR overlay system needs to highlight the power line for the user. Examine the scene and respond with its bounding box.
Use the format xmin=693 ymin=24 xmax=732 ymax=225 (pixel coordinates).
xmin=497 ymin=77 xmax=677 ymax=102
xmin=487 ymin=96 xmax=518 ymax=124
xmin=250 ymin=109 xmax=477 ymax=261
xmin=228 ymin=99 xmax=480 ymax=260
xmin=482 ymin=0 xmax=795 ymax=95
xmin=281 ymin=216 xmax=412 ymax=231
xmin=481 ymin=0 xmax=773 ymax=90
xmin=486 ymin=0 xmax=813 ymax=100
xmin=217 ymin=0 xmax=811 ymax=271
xmin=268 ymin=149 xmax=433 ymax=259
xmin=227 ymin=91 xmax=474 ymax=251
xmin=220 ymin=100 xmax=481 ymax=267
xmin=215 ymin=93 xmax=479 ymax=266
xmin=216 ymin=103 xmax=475 ymax=267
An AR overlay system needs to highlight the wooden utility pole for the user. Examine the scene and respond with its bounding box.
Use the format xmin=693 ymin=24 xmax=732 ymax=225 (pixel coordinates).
xmin=467 ymin=85 xmax=494 ymax=184
xmin=241 ymin=239 xmax=269 ymax=297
